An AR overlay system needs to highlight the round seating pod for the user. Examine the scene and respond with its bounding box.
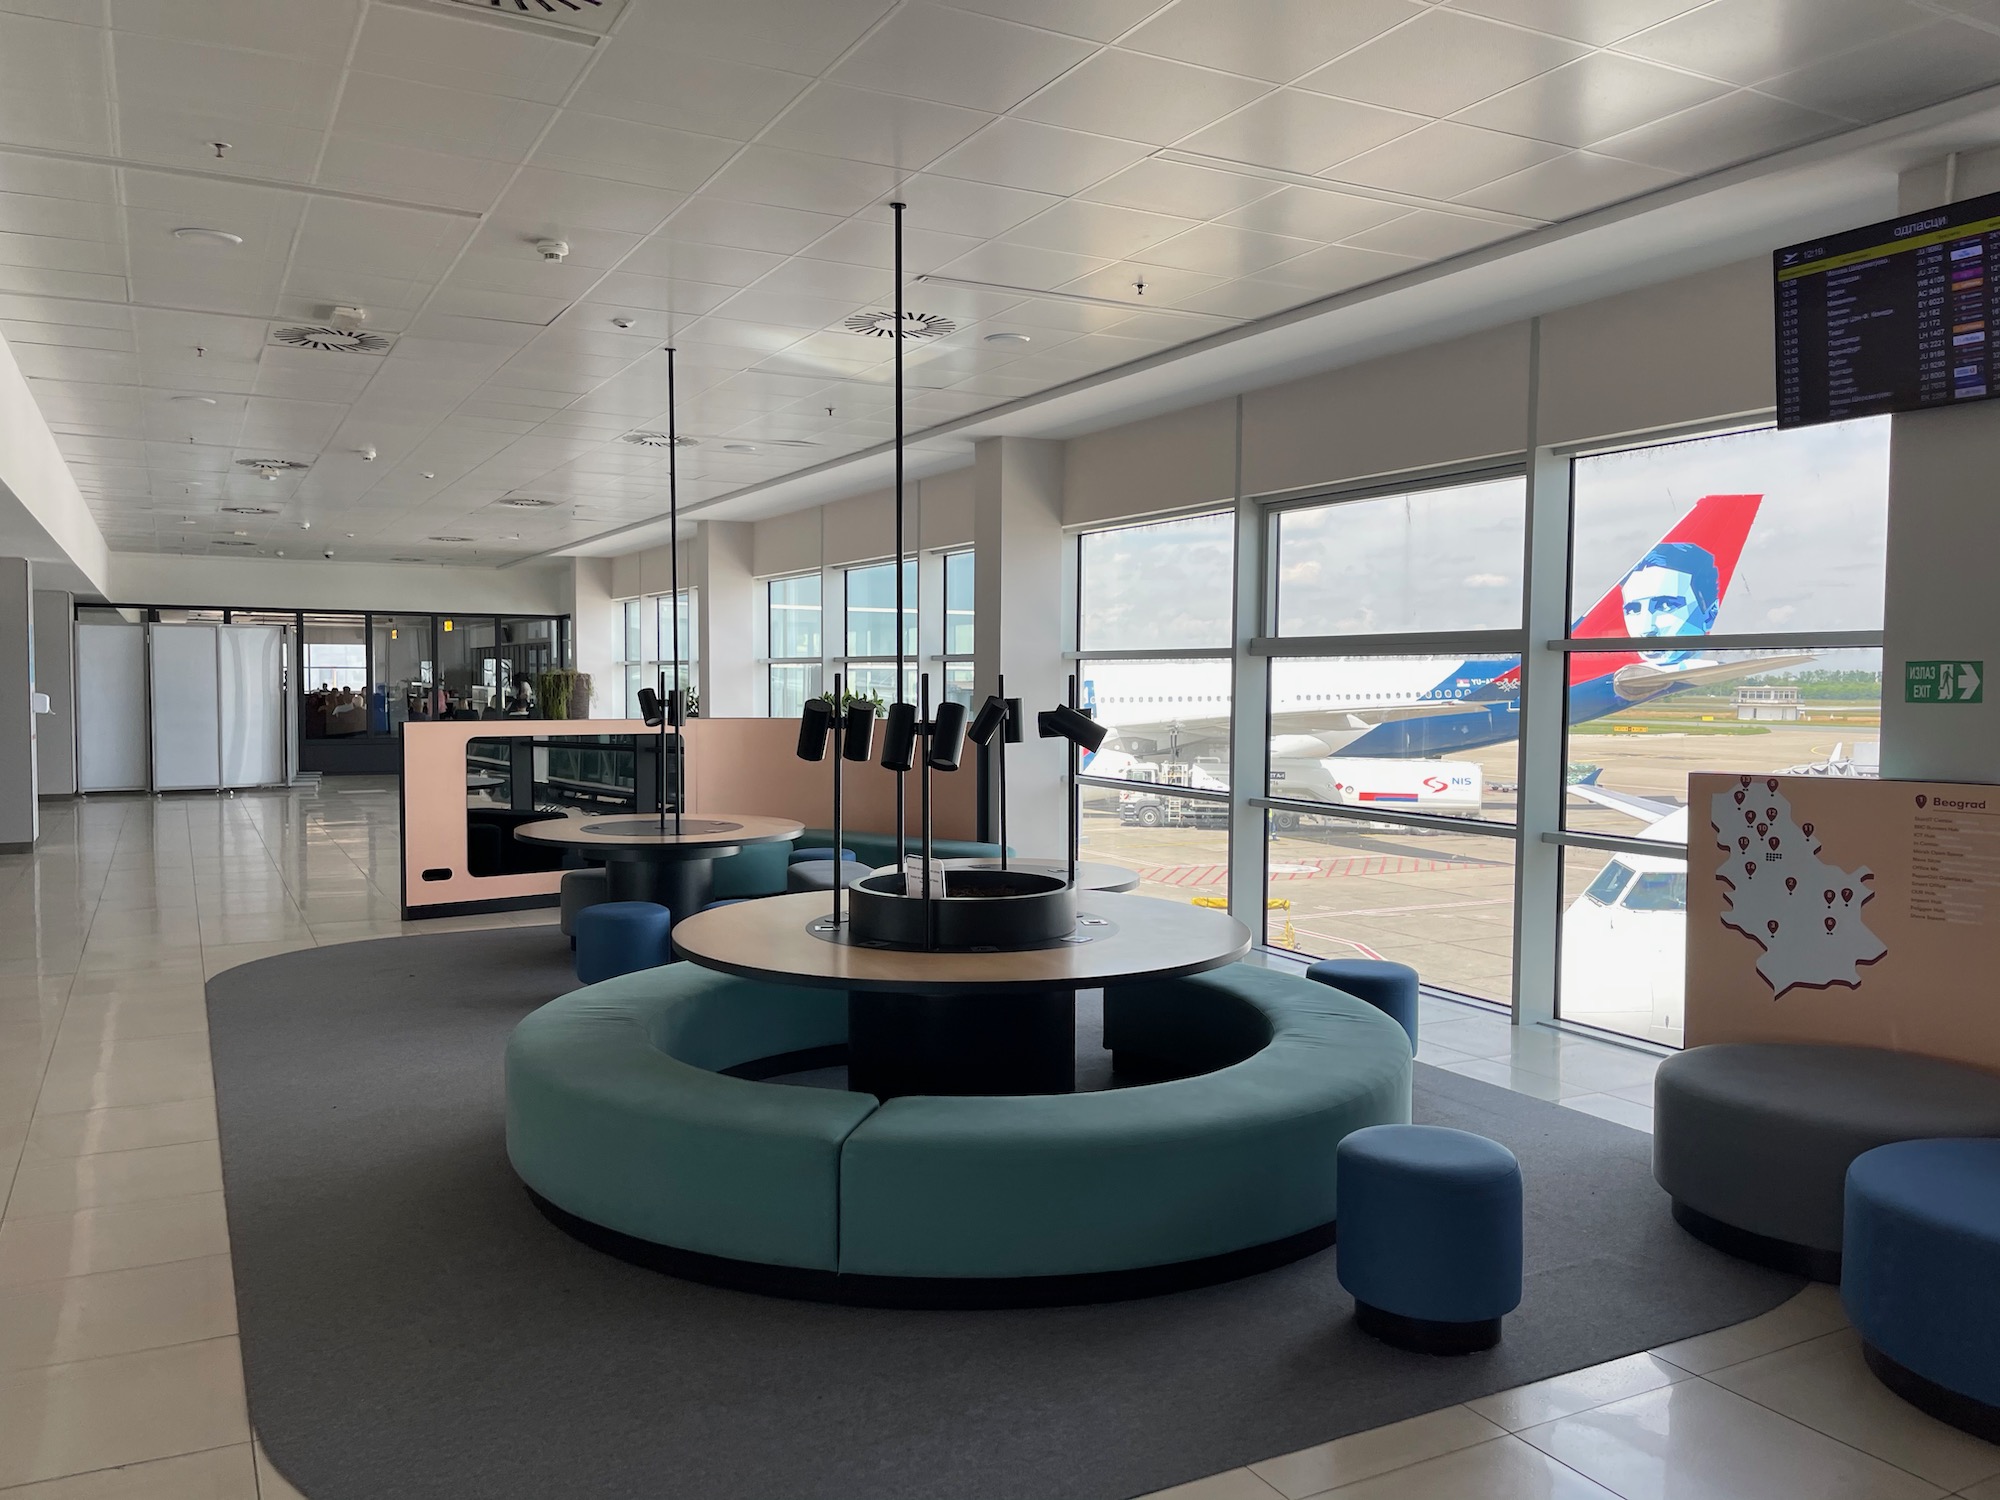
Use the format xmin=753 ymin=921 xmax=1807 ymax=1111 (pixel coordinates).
xmin=1305 ymin=958 xmax=1419 ymax=1050
xmin=1336 ymin=1125 xmax=1523 ymax=1353
xmin=573 ymin=901 xmax=673 ymax=985
xmin=786 ymin=860 xmax=869 ymax=894
xmin=789 ymin=846 xmax=858 ymax=865
xmin=558 ymin=866 xmax=610 ymax=942
xmin=1654 ymin=1044 xmax=2000 ymax=1280
xmin=1844 ymin=1139 xmax=2000 ymax=1441
xmin=504 ymin=962 xmax=1412 ymax=1307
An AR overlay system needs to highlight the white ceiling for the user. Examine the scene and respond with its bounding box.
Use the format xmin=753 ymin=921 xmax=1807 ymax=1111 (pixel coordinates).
xmin=2 ymin=0 xmax=1999 ymax=566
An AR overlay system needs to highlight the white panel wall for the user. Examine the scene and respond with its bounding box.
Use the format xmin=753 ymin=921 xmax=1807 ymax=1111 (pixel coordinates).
xmin=569 ymin=557 xmax=620 ymax=719
xmin=105 ymin=554 xmax=572 ymax=616
xmin=217 ymin=626 xmax=285 ymax=788
xmin=1063 ymin=400 xmax=1236 ymax=526
xmin=75 ymin=623 xmax=148 ymax=793
xmin=918 ymin=468 xmax=976 ymax=549
xmin=0 ymin=559 xmax=34 ymax=845
xmin=749 ymin=509 xmax=821 ymax=579
xmin=148 ymin=624 xmax=221 ymax=792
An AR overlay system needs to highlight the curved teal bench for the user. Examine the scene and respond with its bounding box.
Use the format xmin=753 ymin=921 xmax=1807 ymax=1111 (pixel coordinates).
xmin=795 ymin=828 xmax=1005 ymax=867
xmin=505 ymin=962 xmax=1412 ymax=1305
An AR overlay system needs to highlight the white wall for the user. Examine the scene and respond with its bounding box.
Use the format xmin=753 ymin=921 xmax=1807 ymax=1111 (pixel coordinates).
xmin=104 ymin=553 xmax=572 ymax=616
xmin=31 ymin=589 xmax=74 ymax=798
xmin=0 ymin=337 xmax=108 ymax=597
xmin=1063 ymin=400 xmax=1235 ymax=526
xmin=0 ymin=559 xmax=36 ymax=846
xmin=568 ymin=557 xmax=620 ymax=720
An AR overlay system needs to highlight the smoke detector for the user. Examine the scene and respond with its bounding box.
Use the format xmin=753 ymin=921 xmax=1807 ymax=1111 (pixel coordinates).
xmin=534 ymin=238 xmax=569 ymax=263
xmin=271 ymin=325 xmax=393 ymax=354
xmin=845 ymin=310 xmax=956 ymax=340
xmin=621 ymin=431 xmax=696 ymax=448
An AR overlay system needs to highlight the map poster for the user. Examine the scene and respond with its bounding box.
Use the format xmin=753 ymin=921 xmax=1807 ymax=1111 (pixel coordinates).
xmin=1687 ymin=774 xmax=2000 ymax=1070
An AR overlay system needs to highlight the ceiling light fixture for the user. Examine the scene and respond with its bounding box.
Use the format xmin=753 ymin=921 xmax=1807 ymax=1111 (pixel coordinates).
xmin=722 ymin=442 xmax=759 ymax=452
xmin=499 ymin=496 xmax=556 ymax=507
xmin=912 ymin=274 xmax=1237 ymax=322
xmin=845 ymin=309 xmax=955 ymax=340
xmin=983 ymin=331 xmax=1032 ymax=345
xmin=222 ymin=505 xmax=276 ymax=515
xmin=234 ymin=458 xmax=309 ymax=480
xmin=428 ymin=535 xmax=474 ymax=542
xmin=171 ymin=394 xmax=218 ymax=404
xmin=1152 ymin=149 xmax=1548 ymax=228
xmin=172 ymin=227 xmax=243 ymax=246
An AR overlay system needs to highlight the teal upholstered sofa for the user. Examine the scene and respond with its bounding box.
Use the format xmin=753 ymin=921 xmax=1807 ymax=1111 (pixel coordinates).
xmin=699 ymin=832 xmax=1004 ymax=903
xmin=794 ymin=828 xmax=1006 ymax=867
xmin=505 ymin=961 xmax=1411 ymax=1299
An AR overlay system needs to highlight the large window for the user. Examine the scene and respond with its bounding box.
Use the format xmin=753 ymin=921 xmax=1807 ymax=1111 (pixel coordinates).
xmin=615 ymin=591 xmax=697 ymax=718
xmin=942 ymin=549 xmax=974 ymax=706
xmin=766 ymin=573 xmax=822 ymax=719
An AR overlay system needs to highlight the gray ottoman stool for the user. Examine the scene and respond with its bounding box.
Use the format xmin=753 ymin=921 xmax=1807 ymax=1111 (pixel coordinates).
xmin=1654 ymin=1043 xmax=2000 ymax=1280
xmin=786 ymin=860 xmax=868 ymax=894
xmin=559 ymin=866 xmax=611 ymax=946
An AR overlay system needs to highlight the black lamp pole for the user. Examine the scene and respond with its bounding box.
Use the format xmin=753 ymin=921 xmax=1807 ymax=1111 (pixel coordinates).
xmin=665 ymin=344 xmax=683 ymax=837
xmin=1067 ymin=671 xmax=1080 ymax=889
xmin=892 ymin=200 xmax=908 ymax=870
xmin=996 ymin=673 xmax=1010 ymax=873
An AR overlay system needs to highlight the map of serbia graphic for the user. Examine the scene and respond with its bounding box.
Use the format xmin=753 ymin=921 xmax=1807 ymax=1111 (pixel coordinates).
xmin=1709 ymin=777 xmax=1887 ymax=996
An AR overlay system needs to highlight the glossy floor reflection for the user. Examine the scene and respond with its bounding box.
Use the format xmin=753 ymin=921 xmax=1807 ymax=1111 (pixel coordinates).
xmin=1 ymin=783 xmax=1990 ymax=1498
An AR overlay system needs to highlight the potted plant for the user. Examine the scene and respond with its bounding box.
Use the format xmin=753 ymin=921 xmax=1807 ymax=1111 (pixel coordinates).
xmin=534 ymin=669 xmax=592 ymax=719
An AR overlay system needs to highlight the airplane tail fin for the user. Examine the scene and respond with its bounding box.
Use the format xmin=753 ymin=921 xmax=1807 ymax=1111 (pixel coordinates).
xmin=1570 ymin=493 xmax=1761 ymax=639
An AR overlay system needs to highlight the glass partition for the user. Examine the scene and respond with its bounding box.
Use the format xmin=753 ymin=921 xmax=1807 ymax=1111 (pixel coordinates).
xmin=372 ymin=615 xmax=435 ymax=732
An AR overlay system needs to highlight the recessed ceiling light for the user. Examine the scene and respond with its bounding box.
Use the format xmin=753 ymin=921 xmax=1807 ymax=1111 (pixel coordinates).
xmin=499 ymin=533 xmax=521 ymax=541
xmin=722 ymin=443 xmax=759 ymax=452
xmin=172 ymin=227 xmax=243 ymax=246
xmin=984 ymin=331 xmax=1032 ymax=345
xmin=171 ymin=394 xmax=218 ymax=404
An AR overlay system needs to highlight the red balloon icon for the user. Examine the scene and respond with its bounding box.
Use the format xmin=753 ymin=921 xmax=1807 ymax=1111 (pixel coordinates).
xmin=1757 ymin=823 xmax=1768 ymax=836
xmin=1766 ymin=778 xmax=1779 ymax=792
xmin=1744 ymin=862 xmax=1756 ymax=878
xmin=1786 ymin=877 xmax=1797 ymax=893
xmin=1765 ymin=807 xmax=1778 ymax=821
xmin=1738 ymin=836 xmax=1750 ymax=851
xmin=1802 ymin=822 xmax=1815 ymax=837
xmin=1745 ymin=810 xmax=1757 ymax=826
xmin=1767 ymin=919 xmax=1780 ymax=935
xmin=1825 ymin=916 xmax=1837 ymax=932
xmin=1841 ymin=887 xmax=1854 ymax=903
xmin=1823 ymin=889 xmax=1836 ymax=905
xmin=1734 ymin=790 xmax=1746 ymax=804
xmin=1768 ymin=836 xmax=1781 ymax=851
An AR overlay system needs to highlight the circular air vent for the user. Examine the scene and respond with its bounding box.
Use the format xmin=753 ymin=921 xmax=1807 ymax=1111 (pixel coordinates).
xmin=222 ymin=505 xmax=276 ymax=515
xmin=844 ymin=310 xmax=956 ymax=340
xmin=234 ymin=459 xmax=309 ymax=480
xmin=499 ymin=496 xmax=556 ymax=508
xmin=463 ymin=0 xmax=603 ymax=10
xmin=272 ymin=326 xmax=392 ymax=355
xmin=621 ymin=431 xmax=697 ymax=448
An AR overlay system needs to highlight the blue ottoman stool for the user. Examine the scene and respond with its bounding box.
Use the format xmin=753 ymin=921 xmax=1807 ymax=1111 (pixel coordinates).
xmin=1844 ymin=1138 xmax=2000 ymax=1440
xmin=574 ymin=901 xmax=674 ymax=985
xmin=1306 ymin=958 xmax=1418 ymax=1051
xmin=789 ymin=847 xmax=859 ymax=865
xmin=1336 ymin=1124 xmax=1522 ymax=1353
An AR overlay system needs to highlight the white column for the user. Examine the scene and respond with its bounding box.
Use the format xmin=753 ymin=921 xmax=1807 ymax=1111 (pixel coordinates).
xmin=1881 ymin=151 xmax=2000 ymax=780
xmin=694 ymin=520 xmax=755 ymax=717
xmin=32 ymin=588 xmax=74 ymax=798
xmin=972 ymin=436 xmax=1068 ymax=853
xmin=0 ymin=558 xmax=38 ymax=848
xmin=568 ymin=558 xmax=620 ymax=719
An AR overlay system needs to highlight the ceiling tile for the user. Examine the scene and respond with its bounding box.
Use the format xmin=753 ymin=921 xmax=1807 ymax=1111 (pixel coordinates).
xmin=315 ymin=136 xmax=515 ymax=214
xmin=889 ymin=174 xmax=1061 ymax=239
xmin=0 ymin=190 xmax=120 ymax=241
xmin=332 ymin=72 xmax=554 ymax=165
xmin=659 ymin=198 xmax=848 ymax=255
xmin=0 ymin=264 xmax=123 ymax=301
xmin=1588 ymin=89 xmax=1844 ymax=174
xmin=1442 ymin=0 xmax=1708 ymax=46
xmin=1013 ymin=48 xmax=1271 ymax=146
xmin=0 ymin=15 xmax=108 ymax=155
xmin=351 ymin=5 xmax=587 ymax=103
xmin=702 ymin=146 xmax=902 ymax=217
xmin=759 ymin=84 xmax=992 ymax=170
xmin=713 ymin=287 xmax=866 ymax=331
xmin=1455 ymin=148 xmax=1680 ymax=219
xmin=1213 ymin=184 xmax=1407 ymax=240
xmin=937 ymin=0 xmax=1163 ymax=42
xmin=743 ymin=257 xmax=893 ymax=303
xmin=930 ymin=118 xmax=1150 ymax=196
xmin=112 ymin=33 xmax=341 ymax=131
xmin=490 ymin=169 xmax=684 ymax=240
xmin=1453 ymin=51 xmax=1732 ymax=146
xmin=289 ymin=198 xmax=473 ymax=285
xmin=829 ymin=3 xmax=1096 ymax=113
xmin=1170 ymin=275 xmax=1320 ymax=318
xmin=1177 ymin=89 xmax=1424 ymax=175
xmin=0 ymin=153 xmax=115 ymax=205
xmin=449 ymin=248 xmax=616 ymax=297
xmin=1298 ymin=9 xmax=1586 ymax=117
xmin=1059 ymin=263 xmax=1225 ymax=305
xmin=0 ymin=229 xmax=123 ymax=276
xmin=1329 ymin=120 xmax=1567 ymax=199
xmin=1121 ymin=0 xmax=1424 ymax=85
xmin=1614 ymin=0 xmax=1933 ymax=88
xmin=1077 ymin=158 xmax=1284 ymax=219
xmin=1005 ymin=199 xmax=1200 ymax=259
xmin=616 ymin=0 xmax=894 ymax=74
xmin=797 ymin=215 xmax=985 ymax=273
xmin=568 ymin=42 xmax=810 ymax=140
xmin=1133 ymin=221 xmax=1320 ymax=277
xmin=120 ymin=105 xmax=325 ymax=182
xmin=109 ymin=0 xmax=352 ymax=58
xmin=1755 ymin=19 xmax=2000 ymax=121
xmin=1341 ymin=208 xmax=1521 ymax=258
xmin=619 ymin=238 xmax=787 ymax=285
xmin=531 ymin=112 xmax=740 ymax=194
xmin=933 ymin=241 xmax=1114 ymax=289
xmin=1255 ymin=241 xmax=1422 ymax=293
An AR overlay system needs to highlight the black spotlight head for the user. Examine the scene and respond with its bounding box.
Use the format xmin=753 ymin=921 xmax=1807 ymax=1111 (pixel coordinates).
xmin=841 ymin=701 xmax=877 ymax=761
xmin=636 ymin=687 xmax=664 ymax=727
xmin=666 ymin=687 xmax=687 ymax=727
xmin=926 ymin=701 xmax=969 ymax=771
xmin=966 ymin=694 xmax=1006 ymax=746
xmin=879 ymin=701 xmax=919 ymax=772
xmin=1037 ymin=702 xmax=1107 ymax=754
xmin=795 ymin=697 xmax=833 ymax=761
xmin=1004 ymin=696 xmax=1024 ymax=744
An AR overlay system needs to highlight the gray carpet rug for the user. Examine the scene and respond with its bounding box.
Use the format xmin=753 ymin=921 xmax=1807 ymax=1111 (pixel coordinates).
xmin=207 ymin=929 xmax=1801 ymax=1500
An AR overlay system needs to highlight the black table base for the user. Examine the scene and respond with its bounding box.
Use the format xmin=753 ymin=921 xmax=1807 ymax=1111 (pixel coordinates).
xmin=604 ymin=850 xmax=732 ymax=923
xmin=847 ymin=988 xmax=1076 ymax=1099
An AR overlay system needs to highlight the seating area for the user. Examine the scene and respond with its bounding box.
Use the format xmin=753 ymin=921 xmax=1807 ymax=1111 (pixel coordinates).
xmin=505 ymin=960 xmax=1413 ymax=1302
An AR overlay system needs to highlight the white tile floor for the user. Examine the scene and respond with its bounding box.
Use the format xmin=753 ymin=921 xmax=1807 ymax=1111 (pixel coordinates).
xmin=0 ymin=782 xmax=1991 ymax=1499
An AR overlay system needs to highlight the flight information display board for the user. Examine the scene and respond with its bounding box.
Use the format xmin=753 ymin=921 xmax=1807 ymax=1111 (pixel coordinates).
xmin=1774 ymin=188 xmax=2000 ymax=428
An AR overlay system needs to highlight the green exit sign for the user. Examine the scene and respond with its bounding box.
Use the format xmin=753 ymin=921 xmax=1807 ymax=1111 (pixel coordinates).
xmin=1906 ymin=659 xmax=1984 ymax=703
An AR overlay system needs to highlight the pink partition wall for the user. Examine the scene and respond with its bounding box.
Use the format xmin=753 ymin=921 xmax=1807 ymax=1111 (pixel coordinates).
xmin=401 ymin=718 xmax=978 ymax=917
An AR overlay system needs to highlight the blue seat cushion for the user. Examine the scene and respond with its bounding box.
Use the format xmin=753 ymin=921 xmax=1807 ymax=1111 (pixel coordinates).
xmin=709 ymin=839 xmax=791 ymax=900
xmin=788 ymin=860 xmax=869 ymax=893
xmin=574 ymin=901 xmax=674 ymax=985
xmin=789 ymin=846 xmax=858 ymax=865
xmin=1336 ymin=1124 xmax=1522 ymax=1323
xmin=1845 ymin=1138 xmax=2000 ymax=1407
xmin=1306 ymin=958 xmax=1419 ymax=1050
xmin=796 ymin=829 xmax=1006 ymax=867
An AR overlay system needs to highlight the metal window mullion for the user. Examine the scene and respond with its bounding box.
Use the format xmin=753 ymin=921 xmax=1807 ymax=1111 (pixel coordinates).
xmin=1549 ymin=630 xmax=1882 ymax=652
xmin=1065 ymin=646 xmax=1233 ymax=661
xmin=1226 ymin=396 xmax=1269 ymax=936
xmin=1254 ymin=629 xmax=1527 ymax=657
xmin=1542 ymin=828 xmax=1689 ymax=858
xmin=1252 ymin=457 xmax=1528 ymax=514
xmin=1253 ymin=794 xmax=1518 ymax=837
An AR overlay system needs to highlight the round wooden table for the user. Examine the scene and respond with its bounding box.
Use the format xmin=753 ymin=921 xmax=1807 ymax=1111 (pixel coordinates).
xmin=513 ymin=812 xmax=802 ymax=919
xmin=672 ymin=891 xmax=1250 ymax=1098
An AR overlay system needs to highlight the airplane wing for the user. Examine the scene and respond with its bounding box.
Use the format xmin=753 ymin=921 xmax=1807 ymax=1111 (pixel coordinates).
xmin=1568 ymin=781 xmax=1683 ymax=825
xmin=1609 ymin=652 xmax=1818 ymax=701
